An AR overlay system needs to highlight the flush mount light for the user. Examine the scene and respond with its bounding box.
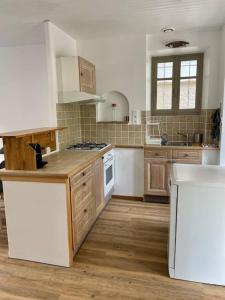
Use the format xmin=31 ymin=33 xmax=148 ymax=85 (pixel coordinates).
xmin=161 ymin=27 xmax=175 ymax=33
xmin=165 ymin=41 xmax=189 ymax=48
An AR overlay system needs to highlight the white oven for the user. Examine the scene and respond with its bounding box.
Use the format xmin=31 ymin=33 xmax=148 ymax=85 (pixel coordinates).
xmin=103 ymin=149 xmax=114 ymax=197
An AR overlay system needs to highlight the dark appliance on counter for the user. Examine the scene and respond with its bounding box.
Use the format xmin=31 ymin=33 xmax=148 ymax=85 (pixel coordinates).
xmin=29 ymin=143 xmax=48 ymax=169
xmin=0 ymin=159 xmax=5 ymax=195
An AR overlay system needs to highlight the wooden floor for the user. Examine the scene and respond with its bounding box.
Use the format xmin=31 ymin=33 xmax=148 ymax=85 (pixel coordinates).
xmin=0 ymin=199 xmax=225 ymax=300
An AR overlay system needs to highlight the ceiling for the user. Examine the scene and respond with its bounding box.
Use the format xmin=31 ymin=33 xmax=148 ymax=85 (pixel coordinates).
xmin=0 ymin=0 xmax=225 ymax=46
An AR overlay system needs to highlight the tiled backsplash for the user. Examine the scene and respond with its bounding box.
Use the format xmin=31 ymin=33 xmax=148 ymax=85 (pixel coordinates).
xmin=57 ymin=103 xmax=82 ymax=150
xmin=143 ymin=109 xmax=215 ymax=144
xmin=57 ymin=103 xmax=217 ymax=149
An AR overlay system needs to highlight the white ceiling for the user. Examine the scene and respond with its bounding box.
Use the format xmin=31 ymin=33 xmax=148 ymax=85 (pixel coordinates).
xmin=1 ymin=0 xmax=225 ymax=46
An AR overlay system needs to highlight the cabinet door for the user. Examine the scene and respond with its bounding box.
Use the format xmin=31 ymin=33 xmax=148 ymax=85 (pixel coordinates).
xmin=144 ymin=159 xmax=168 ymax=196
xmin=93 ymin=158 xmax=104 ymax=216
xmin=70 ymin=164 xmax=96 ymax=253
xmin=78 ymin=56 xmax=96 ymax=94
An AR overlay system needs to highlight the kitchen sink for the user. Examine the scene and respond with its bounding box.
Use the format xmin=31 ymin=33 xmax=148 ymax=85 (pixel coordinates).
xmin=164 ymin=141 xmax=193 ymax=147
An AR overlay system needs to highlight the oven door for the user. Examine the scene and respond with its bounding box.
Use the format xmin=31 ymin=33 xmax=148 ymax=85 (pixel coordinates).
xmin=104 ymin=158 xmax=114 ymax=197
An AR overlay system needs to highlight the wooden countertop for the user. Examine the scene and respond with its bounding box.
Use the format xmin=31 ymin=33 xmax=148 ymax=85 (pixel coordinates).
xmin=144 ymin=144 xmax=203 ymax=150
xmin=0 ymin=145 xmax=113 ymax=181
xmin=115 ymin=144 xmax=143 ymax=149
xmin=0 ymin=127 xmax=65 ymax=138
xmin=115 ymin=144 xmax=219 ymax=150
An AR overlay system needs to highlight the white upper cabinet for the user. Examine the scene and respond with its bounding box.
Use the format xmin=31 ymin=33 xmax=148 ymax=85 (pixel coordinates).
xmin=56 ymin=56 xmax=99 ymax=103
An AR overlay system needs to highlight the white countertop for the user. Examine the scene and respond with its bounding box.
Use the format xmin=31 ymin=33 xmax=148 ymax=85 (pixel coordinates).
xmin=172 ymin=163 xmax=225 ymax=187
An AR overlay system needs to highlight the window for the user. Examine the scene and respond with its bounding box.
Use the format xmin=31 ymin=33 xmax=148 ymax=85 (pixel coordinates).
xmin=151 ymin=53 xmax=203 ymax=115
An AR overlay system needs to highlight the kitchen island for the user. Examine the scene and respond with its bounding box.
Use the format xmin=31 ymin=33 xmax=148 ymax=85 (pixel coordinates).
xmin=0 ymin=145 xmax=112 ymax=267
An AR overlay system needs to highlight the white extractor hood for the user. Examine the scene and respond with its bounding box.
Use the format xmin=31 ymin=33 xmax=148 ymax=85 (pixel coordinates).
xmin=56 ymin=56 xmax=104 ymax=104
xmin=58 ymin=90 xmax=105 ymax=104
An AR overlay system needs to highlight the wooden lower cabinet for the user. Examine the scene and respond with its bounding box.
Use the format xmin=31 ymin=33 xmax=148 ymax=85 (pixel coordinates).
xmin=144 ymin=147 xmax=202 ymax=197
xmin=144 ymin=159 xmax=169 ymax=196
xmin=70 ymin=158 xmax=104 ymax=254
xmin=93 ymin=158 xmax=104 ymax=216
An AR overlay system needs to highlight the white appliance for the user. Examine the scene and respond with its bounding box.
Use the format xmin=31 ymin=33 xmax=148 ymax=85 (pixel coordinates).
xmin=103 ymin=149 xmax=114 ymax=198
xmin=169 ymin=163 xmax=225 ymax=285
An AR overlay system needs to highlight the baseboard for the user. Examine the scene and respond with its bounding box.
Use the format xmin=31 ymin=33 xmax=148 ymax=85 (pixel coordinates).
xmin=143 ymin=195 xmax=169 ymax=204
xmin=112 ymin=195 xmax=143 ymax=201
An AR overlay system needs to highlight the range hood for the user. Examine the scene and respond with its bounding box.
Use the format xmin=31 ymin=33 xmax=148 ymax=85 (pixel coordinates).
xmin=56 ymin=56 xmax=105 ymax=105
xmin=58 ymin=91 xmax=105 ymax=104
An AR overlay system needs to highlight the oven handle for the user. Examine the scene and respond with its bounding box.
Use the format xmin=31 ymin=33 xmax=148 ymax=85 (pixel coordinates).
xmin=104 ymin=156 xmax=114 ymax=165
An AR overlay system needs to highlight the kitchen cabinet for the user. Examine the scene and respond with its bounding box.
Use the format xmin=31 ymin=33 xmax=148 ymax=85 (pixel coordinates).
xmin=78 ymin=57 xmax=96 ymax=94
xmin=144 ymin=159 xmax=169 ymax=196
xmin=70 ymin=158 xmax=104 ymax=254
xmin=113 ymin=148 xmax=144 ymax=197
xmin=57 ymin=56 xmax=97 ymax=103
xmin=144 ymin=147 xmax=202 ymax=198
xmin=0 ymin=146 xmax=111 ymax=267
xmin=70 ymin=164 xmax=94 ymax=253
xmin=93 ymin=158 xmax=104 ymax=216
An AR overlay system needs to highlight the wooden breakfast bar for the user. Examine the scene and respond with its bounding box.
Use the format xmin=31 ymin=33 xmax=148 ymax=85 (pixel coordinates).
xmin=0 ymin=128 xmax=112 ymax=267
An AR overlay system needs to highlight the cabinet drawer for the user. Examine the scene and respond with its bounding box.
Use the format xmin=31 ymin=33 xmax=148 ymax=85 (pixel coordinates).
xmin=74 ymin=195 xmax=95 ymax=246
xmin=73 ymin=176 xmax=93 ymax=208
xmin=144 ymin=149 xmax=172 ymax=159
xmin=70 ymin=164 xmax=92 ymax=188
xmin=172 ymin=149 xmax=201 ymax=160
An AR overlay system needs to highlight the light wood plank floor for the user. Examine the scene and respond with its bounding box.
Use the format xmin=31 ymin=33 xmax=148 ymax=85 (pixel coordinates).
xmin=0 ymin=199 xmax=225 ymax=300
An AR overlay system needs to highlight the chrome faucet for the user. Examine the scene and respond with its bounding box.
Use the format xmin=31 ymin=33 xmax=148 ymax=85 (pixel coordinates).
xmin=177 ymin=132 xmax=190 ymax=145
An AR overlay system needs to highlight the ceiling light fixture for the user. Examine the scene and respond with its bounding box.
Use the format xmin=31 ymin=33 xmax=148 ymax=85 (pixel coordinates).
xmin=161 ymin=27 xmax=175 ymax=33
xmin=165 ymin=41 xmax=189 ymax=48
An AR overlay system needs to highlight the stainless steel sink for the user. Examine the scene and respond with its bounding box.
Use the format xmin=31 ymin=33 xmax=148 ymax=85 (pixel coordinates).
xmin=164 ymin=141 xmax=193 ymax=147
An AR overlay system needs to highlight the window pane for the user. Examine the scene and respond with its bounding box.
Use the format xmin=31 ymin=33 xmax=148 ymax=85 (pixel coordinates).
xmin=179 ymin=78 xmax=196 ymax=109
xmin=157 ymin=80 xmax=172 ymax=109
xmin=181 ymin=60 xmax=197 ymax=77
xmin=157 ymin=62 xmax=173 ymax=79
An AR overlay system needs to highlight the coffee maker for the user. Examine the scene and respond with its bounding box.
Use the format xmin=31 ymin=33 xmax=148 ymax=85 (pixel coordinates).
xmin=29 ymin=143 xmax=48 ymax=169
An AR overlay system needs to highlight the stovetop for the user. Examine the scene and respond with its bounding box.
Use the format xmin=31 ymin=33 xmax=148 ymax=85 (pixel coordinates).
xmin=67 ymin=142 xmax=108 ymax=151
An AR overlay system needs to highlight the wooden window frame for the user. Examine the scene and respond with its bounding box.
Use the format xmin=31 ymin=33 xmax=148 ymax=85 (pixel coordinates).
xmin=151 ymin=53 xmax=204 ymax=116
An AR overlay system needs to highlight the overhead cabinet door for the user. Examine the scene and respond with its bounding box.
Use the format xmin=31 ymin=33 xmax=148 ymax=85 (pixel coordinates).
xmin=78 ymin=56 xmax=96 ymax=94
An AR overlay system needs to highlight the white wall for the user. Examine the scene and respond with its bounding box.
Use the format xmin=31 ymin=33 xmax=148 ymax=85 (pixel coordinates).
xmin=0 ymin=22 xmax=77 ymax=151
xmin=147 ymin=29 xmax=221 ymax=110
xmin=0 ymin=42 xmax=52 ymax=149
xmin=77 ymin=35 xmax=146 ymax=112
xmin=44 ymin=21 xmax=77 ymax=124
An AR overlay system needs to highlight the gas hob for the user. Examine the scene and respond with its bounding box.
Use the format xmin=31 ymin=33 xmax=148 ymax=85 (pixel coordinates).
xmin=67 ymin=142 xmax=108 ymax=151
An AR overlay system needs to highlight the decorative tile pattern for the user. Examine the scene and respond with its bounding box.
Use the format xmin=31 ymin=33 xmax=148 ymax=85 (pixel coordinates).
xmin=57 ymin=103 xmax=218 ymax=149
xmin=57 ymin=103 xmax=82 ymax=150
xmin=143 ymin=109 xmax=216 ymax=144
xmin=80 ymin=105 xmax=145 ymax=145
